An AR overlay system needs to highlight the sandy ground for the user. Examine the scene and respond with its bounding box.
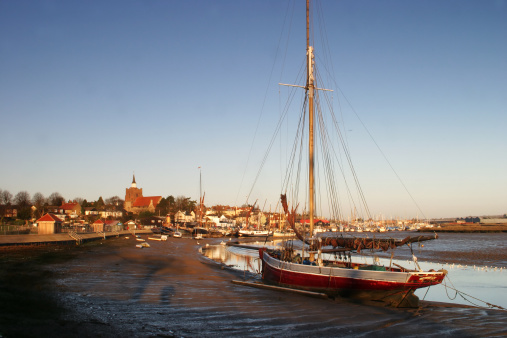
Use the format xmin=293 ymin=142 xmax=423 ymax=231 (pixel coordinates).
xmin=0 ymin=235 xmax=506 ymax=337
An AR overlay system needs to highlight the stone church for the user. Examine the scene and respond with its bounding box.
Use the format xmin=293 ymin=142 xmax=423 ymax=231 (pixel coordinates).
xmin=124 ymin=174 xmax=162 ymax=214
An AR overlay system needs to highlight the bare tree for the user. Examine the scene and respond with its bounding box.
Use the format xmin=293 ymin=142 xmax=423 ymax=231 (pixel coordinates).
xmin=0 ymin=190 xmax=13 ymax=205
xmin=14 ymin=191 xmax=31 ymax=208
xmin=48 ymin=192 xmax=65 ymax=206
xmin=74 ymin=197 xmax=84 ymax=205
xmin=13 ymin=191 xmax=31 ymax=221
xmin=32 ymin=192 xmax=46 ymax=218
xmin=105 ymin=196 xmax=123 ymax=209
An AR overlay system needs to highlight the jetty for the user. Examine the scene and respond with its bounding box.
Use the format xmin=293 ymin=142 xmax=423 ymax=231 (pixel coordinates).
xmin=0 ymin=229 xmax=153 ymax=247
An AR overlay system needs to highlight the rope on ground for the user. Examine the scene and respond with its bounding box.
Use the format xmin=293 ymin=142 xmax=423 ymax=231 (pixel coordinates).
xmin=443 ymin=276 xmax=505 ymax=311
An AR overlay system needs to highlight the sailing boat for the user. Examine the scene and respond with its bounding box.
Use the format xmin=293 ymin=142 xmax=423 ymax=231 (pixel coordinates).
xmin=193 ymin=167 xmax=206 ymax=240
xmin=173 ymin=223 xmax=182 ymax=238
xmin=259 ymin=0 xmax=447 ymax=307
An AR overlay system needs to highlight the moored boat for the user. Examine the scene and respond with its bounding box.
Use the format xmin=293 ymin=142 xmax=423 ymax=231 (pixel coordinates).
xmin=272 ymin=230 xmax=295 ymax=238
xmin=258 ymin=0 xmax=447 ymax=307
xmin=239 ymin=229 xmax=271 ymax=237
xmin=260 ymin=247 xmax=446 ymax=307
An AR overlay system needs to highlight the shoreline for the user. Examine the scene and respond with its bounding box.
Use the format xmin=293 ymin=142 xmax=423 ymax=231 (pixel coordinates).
xmin=419 ymin=225 xmax=507 ymax=233
xmin=1 ymin=235 xmax=506 ymax=336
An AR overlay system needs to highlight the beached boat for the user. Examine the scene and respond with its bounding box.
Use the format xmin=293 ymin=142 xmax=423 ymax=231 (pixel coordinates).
xmin=239 ymin=229 xmax=271 ymax=237
xmin=148 ymin=235 xmax=167 ymax=241
xmin=259 ymin=0 xmax=447 ymax=307
xmin=272 ymin=230 xmax=295 ymax=238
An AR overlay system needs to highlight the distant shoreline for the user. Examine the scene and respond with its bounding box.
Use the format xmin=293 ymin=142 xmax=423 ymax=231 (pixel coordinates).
xmin=419 ymin=225 xmax=507 ymax=233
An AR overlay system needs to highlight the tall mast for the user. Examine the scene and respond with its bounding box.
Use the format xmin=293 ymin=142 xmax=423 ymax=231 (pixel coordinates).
xmin=278 ymin=0 xmax=332 ymax=238
xmin=199 ymin=167 xmax=202 ymax=226
xmin=307 ymin=0 xmax=315 ymax=237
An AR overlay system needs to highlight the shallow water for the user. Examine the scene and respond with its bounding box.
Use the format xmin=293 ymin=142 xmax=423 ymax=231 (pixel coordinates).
xmin=3 ymin=235 xmax=505 ymax=337
xmin=202 ymin=232 xmax=507 ymax=310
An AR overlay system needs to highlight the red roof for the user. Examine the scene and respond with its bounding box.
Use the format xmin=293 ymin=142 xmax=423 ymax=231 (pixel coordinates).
xmin=37 ymin=213 xmax=62 ymax=223
xmin=93 ymin=219 xmax=105 ymax=225
xmin=61 ymin=202 xmax=79 ymax=210
xmin=133 ymin=196 xmax=162 ymax=208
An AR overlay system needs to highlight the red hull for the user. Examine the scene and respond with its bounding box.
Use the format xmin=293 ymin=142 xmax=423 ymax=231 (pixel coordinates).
xmin=260 ymin=250 xmax=446 ymax=306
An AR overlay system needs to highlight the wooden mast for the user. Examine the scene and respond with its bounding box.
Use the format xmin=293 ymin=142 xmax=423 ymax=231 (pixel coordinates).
xmin=199 ymin=167 xmax=202 ymax=227
xmin=307 ymin=0 xmax=315 ymax=238
xmin=279 ymin=0 xmax=332 ymax=240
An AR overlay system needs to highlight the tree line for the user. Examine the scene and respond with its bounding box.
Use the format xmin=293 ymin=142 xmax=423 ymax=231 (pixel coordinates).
xmin=0 ymin=188 xmax=198 ymax=224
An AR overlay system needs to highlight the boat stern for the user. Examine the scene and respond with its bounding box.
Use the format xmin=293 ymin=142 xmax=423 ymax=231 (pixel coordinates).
xmin=407 ymin=269 xmax=448 ymax=287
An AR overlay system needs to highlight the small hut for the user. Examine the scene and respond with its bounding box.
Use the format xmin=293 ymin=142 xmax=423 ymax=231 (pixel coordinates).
xmin=36 ymin=213 xmax=63 ymax=235
xmin=91 ymin=219 xmax=105 ymax=232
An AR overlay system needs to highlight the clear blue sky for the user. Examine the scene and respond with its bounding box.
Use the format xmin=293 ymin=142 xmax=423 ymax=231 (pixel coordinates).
xmin=1 ymin=0 xmax=505 ymax=219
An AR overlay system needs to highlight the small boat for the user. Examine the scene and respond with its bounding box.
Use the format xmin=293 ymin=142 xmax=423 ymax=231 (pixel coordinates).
xmin=173 ymin=231 xmax=182 ymax=238
xmin=136 ymin=238 xmax=145 ymax=242
xmin=136 ymin=242 xmax=150 ymax=248
xmin=272 ymin=230 xmax=295 ymax=238
xmin=239 ymin=229 xmax=271 ymax=237
xmin=148 ymin=235 xmax=167 ymax=241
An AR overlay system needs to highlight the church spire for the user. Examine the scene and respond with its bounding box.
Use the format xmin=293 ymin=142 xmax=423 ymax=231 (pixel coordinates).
xmin=132 ymin=172 xmax=137 ymax=188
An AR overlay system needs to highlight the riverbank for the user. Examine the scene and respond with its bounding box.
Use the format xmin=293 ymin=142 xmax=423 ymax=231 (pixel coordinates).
xmin=0 ymin=229 xmax=153 ymax=247
xmin=0 ymin=235 xmax=506 ymax=337
xmin=419 ymin=225 xmax=507 ymax=233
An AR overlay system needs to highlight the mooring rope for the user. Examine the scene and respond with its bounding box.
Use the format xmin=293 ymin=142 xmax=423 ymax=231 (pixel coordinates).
xmin=442 ymin=276 xmax=505 ymax=311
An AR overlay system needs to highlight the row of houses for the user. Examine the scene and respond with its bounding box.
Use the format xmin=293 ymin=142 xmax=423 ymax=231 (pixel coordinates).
xmin=0 ymin=201 xmax=124 ymax=221
xmin=35 ymin=213 xmax=159 ymax=235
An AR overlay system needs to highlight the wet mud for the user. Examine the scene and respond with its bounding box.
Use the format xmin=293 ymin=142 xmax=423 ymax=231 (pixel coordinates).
xmin=0 ymin=236 xmax=505 ymax=337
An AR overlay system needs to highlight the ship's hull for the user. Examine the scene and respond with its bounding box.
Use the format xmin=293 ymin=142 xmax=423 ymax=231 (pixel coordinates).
xmin=260 ymin=249 xmax=446 ymax=307
xmin=239 ymin=230 xmax=271 ymax=237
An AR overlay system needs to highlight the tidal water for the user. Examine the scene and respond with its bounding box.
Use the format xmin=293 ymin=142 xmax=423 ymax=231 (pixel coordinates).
xmin=5 ymin=234 xmax=504 ymax=337
xmin=202 ymin=232 xmax=507 ymax=310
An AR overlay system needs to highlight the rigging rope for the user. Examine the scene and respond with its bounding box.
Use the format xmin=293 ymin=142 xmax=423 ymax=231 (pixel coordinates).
xmin=236 ymin=0 xmax=296 ymax=206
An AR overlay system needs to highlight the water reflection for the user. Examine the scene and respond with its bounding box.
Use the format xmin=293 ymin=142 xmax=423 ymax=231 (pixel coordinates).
xmin=201 ymin=244 xmax=263 ymax=274
xmin=201 ymin=238 xmax=506 ymax=310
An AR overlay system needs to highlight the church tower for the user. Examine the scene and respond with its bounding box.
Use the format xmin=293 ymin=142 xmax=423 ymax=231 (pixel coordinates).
xmin=125 ymin=173 xmax=143 ymax=212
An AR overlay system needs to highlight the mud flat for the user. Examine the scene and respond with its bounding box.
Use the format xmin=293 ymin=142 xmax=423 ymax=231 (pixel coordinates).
xmin=0 ymin=236 xmax=506 ymax=337
xmin=419 ymin=225 xmax=507 ymax=233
